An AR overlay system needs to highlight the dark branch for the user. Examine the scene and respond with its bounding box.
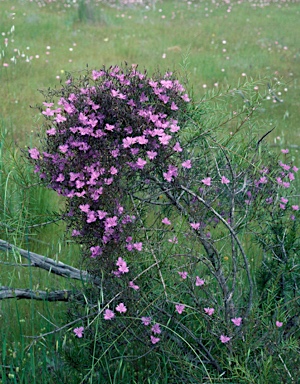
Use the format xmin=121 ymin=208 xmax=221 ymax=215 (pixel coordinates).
xmin=180 ymin=185 xmax=253 ymax=317
xmin=0 ymin=239 xmax=100 ymax=286
xmin=0 ymin=286 xmax=82 ymax=302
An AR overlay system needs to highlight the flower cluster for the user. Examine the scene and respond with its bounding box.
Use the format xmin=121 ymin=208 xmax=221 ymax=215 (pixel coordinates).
xmin=28 ymin=65 xmax=190 ymax=265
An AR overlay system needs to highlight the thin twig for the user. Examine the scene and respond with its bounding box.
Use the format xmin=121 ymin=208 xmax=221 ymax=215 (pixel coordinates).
xmin=180 ymin=185 xmax=253 ymax=317
xmin=278 ymin=354 xmax=294 ymax=381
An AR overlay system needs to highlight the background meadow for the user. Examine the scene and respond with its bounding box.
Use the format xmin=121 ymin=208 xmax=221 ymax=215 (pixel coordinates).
xmin=1 ymin=0 xmax=300 ymax=144
xmin=0 ymin=0 xmax=299 ymax=383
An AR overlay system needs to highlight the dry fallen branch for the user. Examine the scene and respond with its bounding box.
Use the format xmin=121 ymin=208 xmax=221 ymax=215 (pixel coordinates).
xmin=0 ymin=286 xmax=82 ymax=302
xmin=0 ymin=239 xmax=100 ymax=285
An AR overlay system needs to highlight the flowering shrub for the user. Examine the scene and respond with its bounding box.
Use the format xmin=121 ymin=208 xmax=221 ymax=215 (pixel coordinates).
xmin=29 ymin=64 xmax=189 ymax=270
xmin=28 ymin=66 xmax=299 ymax=382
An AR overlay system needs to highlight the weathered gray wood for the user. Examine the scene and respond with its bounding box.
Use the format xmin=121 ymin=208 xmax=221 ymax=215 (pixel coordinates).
xmin=0 ymin=286 xmax=79 ymax=301
xmin=0 ymin=239 xmax=100 ymax=285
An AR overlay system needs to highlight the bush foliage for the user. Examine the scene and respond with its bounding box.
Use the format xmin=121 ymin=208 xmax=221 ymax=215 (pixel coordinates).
xmin=26 ymin=64 xmax=299 ymax=383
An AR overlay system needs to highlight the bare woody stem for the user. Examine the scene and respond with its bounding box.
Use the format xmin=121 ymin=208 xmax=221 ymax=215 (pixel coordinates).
xmin=180 ymin=185 xmax=253 ymax=317
xmin=151 ymin=176 xmax=235 ymax=319
xmin=0 ymin=287 xmax=83 ymax=302
xmin=0 ymin=239 xmax=100 ymax=286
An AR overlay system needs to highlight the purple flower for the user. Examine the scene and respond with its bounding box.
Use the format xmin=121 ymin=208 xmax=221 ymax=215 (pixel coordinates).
xmin=162 ymin=217 xmax=171 ymax=225
xmin=276 ymin=321 xmax=283 ymax=328
xmin=136 ymin=158 xmax=147 ymax=169
xmin=105 ymin=123 xmax=115 ymax=131
xmin=46 ymin=127 xmax=56 ymax=135
xmin=282 ymin=182 xmax=290 ymax=188
xmin=104 ymin=309 xmax=115 ymax=320
xmin=163 ymin=171 xmax=173 ymax=182
xmin=159 ymin=134 xmax=172 ymax=145
xmin=136 ymin=136 xmax=148 ymax=145
xmin=28 ymin=148 xmax=40 ymax=159
xmin=151 ymin=323 xmax=161 ymax=334
xmin=182 ymin=94 xmax=190 ymax=102
xmin=141 ymin=317 xmax=151 ymax=326
xmin=168 ymin=165 xmax=178 ymax=177
xmin=231 ymin=317 xmax=242 ymax=326
xmin=129 ymin=281 xmax=139 ymax=290
xmin=195 ymin=276 xmax=205 ymax=286
xmin=220 ymin=335 xmax=231 ymax=343
xmin=119 ymin=261 xmax=129 ymax=273
xmin=170 ymin=123 xmax=180 ymax=132
xmin=87 ymin=211 xmax=97 ymax=223
xmin=149 ymin=80 xmax=158 ymax=87
xmin=79 ymin=204 xmax=90 ymax=213
xmin=56 ymin=173 xmax=65 ymax=182
xmin=97 ymin=210 xmax=107 ymax=220
xmin=147 ymin=151 xmax=157 ymax=160
xmin=55 ymin=114 xmax=66 ymax=123
xmin=90 ymin=246 xmax=102 ymax=258
xmin=105 ymin=216 xmax=118 ymax=228
xmin=116 ymin=257 xmax=129 ymax=274
xmin=171 ymin=102 xmax=178 ymax=110
xmin=73 ymin=326 xmax=84 ymax=338
xmin=161 ymin=80 xmax=173 ymax=89
xmin=173 ymin=142 xmax=182 ymax=152
xmin=43 ymin=102 xmax=54 ymax=107
xmin=111 ymin=149 xmax=120 ymax=158
xmin=116 ymin=303 xmax=127 ymax=313
xmin=111 ymin=89 xmax=119 ymax=98
xmin=104 ymin=177 xmax=113 ymax=185
xmin=182 ymin=160 xmax=192 ymax=169
xmin=280 ymin=197 xmax=288 ymax=204
xmin=75 ymin=180 xmax=85 ymax=188
xmin=127 ymin=99 xmax=136 ymax=107
xmin=288 ymin=172 xmax=295 ymax=181
xmin=133 ymin=242 xmax=143 ymax=251
xmin=42 ymin=108 xmax=55 ymax=117
xmin=122 ymin=136 xmax=135 ymax=148
xmin=221 ymin=176 xmax=230 ymax=184
xmin=201 ymin=177 xmax=211 ymax=186
xmin=159 ymin=94 xmax=169 ymax=104
xmin=92 ymin=70 xmax=104 ymax=80
xmin=178 ymin=271 xmax=188 ymax=279
xmin=140 ymin=92 xmax=149 ymax=102
xmin=175 ymin=304 xmax=185 ymax=314
xmin=150 ymin=336 xmax=160 ymax=344
xmin=204 ymin=307 xmax=214 ymax=316
xmin=279 ymin=162 xmax=290 ymax=171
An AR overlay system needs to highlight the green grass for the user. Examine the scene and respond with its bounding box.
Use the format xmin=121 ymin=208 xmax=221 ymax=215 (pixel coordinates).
xmin=0 ymin=0 xmax=299 ymax=146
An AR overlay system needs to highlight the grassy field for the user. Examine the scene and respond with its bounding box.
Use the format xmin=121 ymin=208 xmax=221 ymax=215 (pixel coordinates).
xmin=0 ymin=0 xmax=299 ymax=382
xmin=0 ymin=0 xmax=299 ymax=145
